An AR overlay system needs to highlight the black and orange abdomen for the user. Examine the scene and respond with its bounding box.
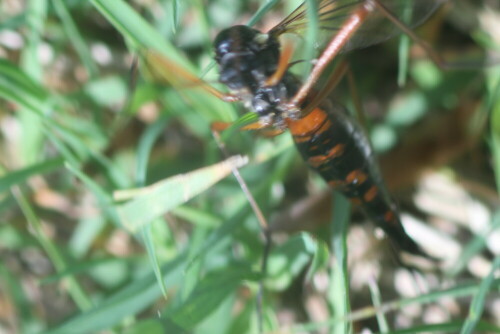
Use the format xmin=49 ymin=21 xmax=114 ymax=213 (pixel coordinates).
xmin=287 ymin=105 xmax=425 ymax=256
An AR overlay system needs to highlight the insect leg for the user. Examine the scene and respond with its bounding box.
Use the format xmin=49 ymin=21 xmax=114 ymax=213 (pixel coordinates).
xmin=211 ymin=127 xmax=271 ymax=332
xmin=300 ymin=60 xmax=349 ymax=115
xmin=143 ymin=50 xmax=240 ymax=102
xmin=265 ymin=40 xmax=295 ymax=87
xmin=373 ymin=0 xmax=495 ymax=70
xmin=290 ymin=0 xmax=376 ymax=107
xmin=212 ymin=120 xmax=285 ymax=138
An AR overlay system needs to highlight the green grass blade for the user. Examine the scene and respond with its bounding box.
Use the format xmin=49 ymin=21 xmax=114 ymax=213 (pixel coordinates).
xmin=0 ymin=12 xmax=26 ymax=30
xmin=219 ymin=112 xmax=259 ymax=142
xmin=90 ymin=0 xmax=185 ymax=64
xmin=186 ymin=197 xmax=254 ymax=267
xmin=0 ymin=59 xmax=48 ymax=116
xmin=65 ymin=162 xmax=121 ymax=226
xmin=114 ymin=155 xmax=248 ymax=232
xmin=292 ymin=278 xmax=500 ymax=333
xmin=303 ymin=0 xmax=319 ymax=80
xmin=192 ymin=0 xmax=212 ymax=52
xmin=246 ymin=0 xmax=280 ymax=27
xmin=368 ymin=279 xmax=389 ymax=333
xmin=0 ymin=58 xmax=47 ymax=100
xmin=171 ymin=206 xmax=222 ymax=228
xmin=135 ymin=116 xmax=170 ymax=186
xmin=91 ymin=0 xmax=236 ymax=123
xmin=43 ymin=129 xmax=81 ymax=170
xmin=0 ymin=157 xmax=63 ymax=193
xmin=448 ymin=210 xmax=500 ymax=277
xmin=17 ymin=0 xmax=47 ymax=164
xmin=39 ymin=257 xmax=129 ymax=284
xmin=265 ymin=233 xmax=317 ymax=291
xmin=489 ymin=69 xmax=500 ymax=192
xmin=386 ymin=320 xmax=500 ymax=334
xmin=43 ymin=254 xmax=187 ymax=334
xmin=172 ymin=0 xmax=179 ymax=33
xmin=134 ymin=117 xmax=172 ymax=298
xmin=52 ymin=0 xmax=98 ymax=77
xmin=306 ymin=238 xmax=330 ymax=282
xmin=141 ymin=222 xmax=168 ymax=297
xmin=11 ymin=186 xmax=92 ymax=311
xmin=396 ymin=1 xmax=413 ymax=87
xmin=0 ymin=262 xmax=37 ymax=332
xmin=460 ymin=256 xmax=500 ymax=334
xmin=123 ymin=319 xmax=163 ymax=334
xmin=21 ymin=0 xmax=47 ymax=81
xmin=397 ymin=33 xmax=410 ymax=87
xmin=166 ymin=267 xmax=260 ymax=329
xmin=328 ymin=192 xmax=352 ymax=334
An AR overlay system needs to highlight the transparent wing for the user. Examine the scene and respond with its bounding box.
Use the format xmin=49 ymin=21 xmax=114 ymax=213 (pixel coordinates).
xmin=268 ymin=0 xmax=446 ymax=53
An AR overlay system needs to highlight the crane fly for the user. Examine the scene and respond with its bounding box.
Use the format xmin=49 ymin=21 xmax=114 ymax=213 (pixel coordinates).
xmin=144 ymin=0 xmax=447 ymax=260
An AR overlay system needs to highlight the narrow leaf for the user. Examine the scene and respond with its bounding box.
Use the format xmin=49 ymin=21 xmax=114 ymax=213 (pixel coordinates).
xmin=114 ymin=155 xmax=248 ymax=232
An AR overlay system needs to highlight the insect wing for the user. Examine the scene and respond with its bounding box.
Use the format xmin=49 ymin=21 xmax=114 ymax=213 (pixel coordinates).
xmin=269 ymin=0 xmax=446 ymax=53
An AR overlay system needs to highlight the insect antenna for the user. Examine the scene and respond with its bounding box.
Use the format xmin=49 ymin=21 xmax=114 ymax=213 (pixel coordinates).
xmin=211 ymin=128 xmax=272 ymax=333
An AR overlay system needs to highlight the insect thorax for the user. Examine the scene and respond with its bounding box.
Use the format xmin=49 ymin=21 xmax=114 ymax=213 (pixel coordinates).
xmin=214 ymin=25 xmax=302 ymax=127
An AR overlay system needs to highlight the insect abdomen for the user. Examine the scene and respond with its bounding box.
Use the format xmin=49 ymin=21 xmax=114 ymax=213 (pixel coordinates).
xmin=287 ymin=106 xmax=425 ymax=256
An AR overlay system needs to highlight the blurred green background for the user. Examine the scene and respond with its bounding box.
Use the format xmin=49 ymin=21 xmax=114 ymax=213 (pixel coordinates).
xmin=0 ymin=0 xmax=500 ymax=333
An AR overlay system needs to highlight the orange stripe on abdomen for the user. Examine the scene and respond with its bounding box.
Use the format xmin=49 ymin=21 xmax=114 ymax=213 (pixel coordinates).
xmin=286 ymin=108 xmax=330 ymax=142
xmin=307 ymin=144 xmax=345 ymax=168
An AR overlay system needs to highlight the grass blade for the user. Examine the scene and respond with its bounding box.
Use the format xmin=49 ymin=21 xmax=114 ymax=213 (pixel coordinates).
xmin=460 ymin=256 xmax=500 ymax=334
xmin=114 ymin=155 xmax=248 ymax=232
xmin=52 ymin=0 xmax=98 ymax=77
xmin=328 ymin=192 xmax=352 ymax=334
xmin=11 ymin=186 xmax=92 ymax=311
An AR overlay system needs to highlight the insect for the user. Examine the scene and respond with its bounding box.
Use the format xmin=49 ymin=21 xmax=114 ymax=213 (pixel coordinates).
xmin=212 ymin=0 xmax=450 ymax=259
xmin=145 ymin=0 xmax=448 ymax=260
